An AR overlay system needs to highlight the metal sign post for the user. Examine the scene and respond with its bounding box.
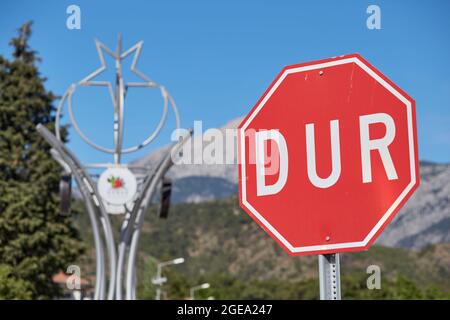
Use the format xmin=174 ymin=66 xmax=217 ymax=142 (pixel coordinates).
xmin=318 ymin=254 xmax=341 ymax=300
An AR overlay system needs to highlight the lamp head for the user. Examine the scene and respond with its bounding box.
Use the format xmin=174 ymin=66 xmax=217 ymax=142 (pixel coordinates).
xmin=200 ymin=283 xmax=210 ymax=289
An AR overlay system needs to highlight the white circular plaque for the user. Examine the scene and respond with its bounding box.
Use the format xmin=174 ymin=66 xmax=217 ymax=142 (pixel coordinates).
xmin=98 ymin=167 xmax=137 ymax=206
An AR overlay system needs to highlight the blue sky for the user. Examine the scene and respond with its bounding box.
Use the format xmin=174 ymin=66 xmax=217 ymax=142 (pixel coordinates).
xmin=0 ymin=0 xmax=449 ymax=164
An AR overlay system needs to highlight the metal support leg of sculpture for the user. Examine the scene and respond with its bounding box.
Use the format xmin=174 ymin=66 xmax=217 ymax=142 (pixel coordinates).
xmin=37 ymin=124 xmax=117 ymax=300
xmin=38 ymin=123 xmax=191 ymax=300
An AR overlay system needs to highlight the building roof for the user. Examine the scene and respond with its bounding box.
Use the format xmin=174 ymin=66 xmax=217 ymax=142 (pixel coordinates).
xmin=52 ymin=271 xmax=90 ymax=287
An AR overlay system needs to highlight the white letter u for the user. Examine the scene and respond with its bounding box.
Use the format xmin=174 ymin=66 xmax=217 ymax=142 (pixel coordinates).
xmin=305 ymin=120 xmax=341 ymax=188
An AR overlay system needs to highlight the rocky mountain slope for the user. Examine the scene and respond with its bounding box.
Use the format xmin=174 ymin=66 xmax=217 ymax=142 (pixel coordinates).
xmin=377 ymin=161 xmax=450 ymax=248
xmin=133 ymin=117 xmax=243 ymax=185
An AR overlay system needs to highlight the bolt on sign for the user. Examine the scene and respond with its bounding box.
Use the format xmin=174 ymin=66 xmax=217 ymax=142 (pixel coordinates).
xmin=238 ymin=54 xmax=419 ymax=256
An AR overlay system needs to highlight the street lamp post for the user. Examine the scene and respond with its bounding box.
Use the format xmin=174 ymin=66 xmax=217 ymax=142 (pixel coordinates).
xmin=152 ymin=258 xmax=185 ymax=300
xmin=189 ymin=283 xmax=210 ymax=300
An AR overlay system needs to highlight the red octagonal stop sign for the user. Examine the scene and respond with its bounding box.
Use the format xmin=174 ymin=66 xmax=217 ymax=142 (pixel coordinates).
xmin=238 ymin=54 xmax=419 ymax=256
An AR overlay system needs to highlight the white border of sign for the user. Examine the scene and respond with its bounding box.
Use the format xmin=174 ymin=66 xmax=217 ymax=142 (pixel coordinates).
xmin=240 ymin=56 xmax=416 ymax=254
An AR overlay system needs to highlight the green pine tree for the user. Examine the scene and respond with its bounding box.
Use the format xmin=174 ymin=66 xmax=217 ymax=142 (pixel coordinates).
xmin=0 ymin=264 xmax=32 ymax=299
xmin=0 ymin=21 xmax=84 ymax=299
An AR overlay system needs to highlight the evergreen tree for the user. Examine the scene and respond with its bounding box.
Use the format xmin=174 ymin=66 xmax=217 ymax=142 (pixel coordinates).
xmin=0 ymin=21 xmax=84 ymax=299
xmin=0 ymin=264 xmax=32 ymax=299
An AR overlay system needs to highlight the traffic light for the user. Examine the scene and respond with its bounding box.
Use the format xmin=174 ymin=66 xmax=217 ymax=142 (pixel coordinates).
xmin=60 ymin=172 xmax=72 ymax=216
xmin=158 ymin=177 xmax=172 ymax=219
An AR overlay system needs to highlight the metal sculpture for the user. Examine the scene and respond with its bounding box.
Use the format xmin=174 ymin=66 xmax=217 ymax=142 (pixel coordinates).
xmin=36 ymin=34 xmax=191 ymax=300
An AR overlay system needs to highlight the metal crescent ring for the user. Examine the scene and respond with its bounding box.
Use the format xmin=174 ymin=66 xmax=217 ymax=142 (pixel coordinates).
xmin=65 ymin=83 xmax=171 ymax=154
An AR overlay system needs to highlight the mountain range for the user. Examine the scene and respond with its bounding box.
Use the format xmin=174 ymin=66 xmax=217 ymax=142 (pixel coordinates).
xmin=133 ymin=117 xmax=450 ymax=250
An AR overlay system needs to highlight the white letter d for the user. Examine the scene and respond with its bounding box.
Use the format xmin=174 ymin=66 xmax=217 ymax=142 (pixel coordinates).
xmin=255 ymin=130 xmax=288 ymax=196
